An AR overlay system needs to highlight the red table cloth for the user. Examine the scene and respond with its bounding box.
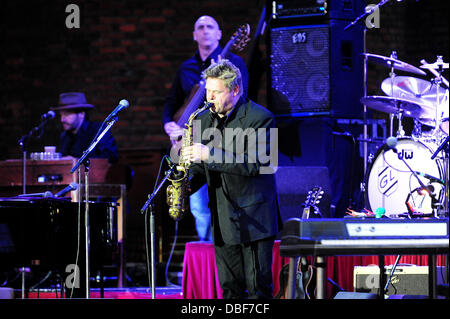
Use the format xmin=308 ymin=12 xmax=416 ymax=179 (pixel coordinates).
xmin=182 ymin=240 xmax=446 ymax=299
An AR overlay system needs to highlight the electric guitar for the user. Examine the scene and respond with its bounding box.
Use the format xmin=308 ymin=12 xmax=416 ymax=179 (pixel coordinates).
xmin=301 ymin=186 xmax=324 ymax=219
xmin=300 ymin=186 xmax=323 ymax=299
xmin=274 ymin=186 xmax=324 ymax=299
xmin=170 ymin=24 xmax=250 ymax=144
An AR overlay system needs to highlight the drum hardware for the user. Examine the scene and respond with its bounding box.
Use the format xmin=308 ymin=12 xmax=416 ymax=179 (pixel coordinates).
xmin=362 ymin=52 xmax=427 ymax=76
xmin=420 ymin=59 xmax=449 ymax=71
xmin=380 ymin=76 xmax=444 ymax=114
xmin=362 ymin=51 xmax=427 ymax=138
xmin=405 ymin=185 xmax=438 ymax=218
xmin=420 ymin=58 xmax=449 ymax=88
xmin=360 ymin=96 xmax=426 ymax=137
xmin=420 ymin=57 xmax=449 ymax=138
xmin=430 ymin=136 xmax=449 ymax=217
xmin=431 ymin=135 xmax=449 ymax=160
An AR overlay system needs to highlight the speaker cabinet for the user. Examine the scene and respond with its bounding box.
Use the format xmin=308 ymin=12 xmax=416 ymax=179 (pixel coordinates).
xmin=354 ymin=266 xmax=448 ymax=296
xmin=275 ymin=166 xmax=332 ymax=221
xmin=268 ymin=19 xmax=364 ymax=118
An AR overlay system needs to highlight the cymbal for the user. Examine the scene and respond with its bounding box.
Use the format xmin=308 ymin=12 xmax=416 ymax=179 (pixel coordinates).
xmin=421 ymin=62 xmax=449 ymax=70
xmin=363 ymin=53 xmax=426 ymax=76
xmin=360 ymin=96 xmax=426 ymax=118
xmin=381 ymin=76 xmax=447 ymax=107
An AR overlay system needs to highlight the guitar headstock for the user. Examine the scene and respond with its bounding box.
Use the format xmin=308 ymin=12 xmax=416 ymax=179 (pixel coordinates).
xmin=231 ymin=24 xmax=250 ymax=52
xmin=305 ymin=186 xmax=324 ymax=209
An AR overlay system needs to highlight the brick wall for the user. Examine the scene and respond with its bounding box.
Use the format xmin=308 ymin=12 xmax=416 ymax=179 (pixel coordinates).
xmin=1 ymin=0 xmax=265 ymax=158
xmin=2 ymin=1 xmax=448 ymax=267
xmin=2 ymin=0 xmax=448 ymax=158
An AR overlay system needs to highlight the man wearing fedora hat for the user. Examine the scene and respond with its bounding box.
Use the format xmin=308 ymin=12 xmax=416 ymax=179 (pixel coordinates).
xmin=51 ymin=92 xmax=119 ymax=163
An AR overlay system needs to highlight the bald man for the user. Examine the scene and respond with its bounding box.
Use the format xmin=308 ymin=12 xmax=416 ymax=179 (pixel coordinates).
xmin=162 ymin=16 xmax=249 ymax=242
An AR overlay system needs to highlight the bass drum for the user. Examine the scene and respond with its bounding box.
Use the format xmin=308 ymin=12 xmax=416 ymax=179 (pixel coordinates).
xmin=365 ymin=138 xmax=444 ymax=217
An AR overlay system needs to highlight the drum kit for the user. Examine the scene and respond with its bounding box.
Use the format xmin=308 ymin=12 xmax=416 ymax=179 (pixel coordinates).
xmin=361 ymin=52 xmax=449 ymax=218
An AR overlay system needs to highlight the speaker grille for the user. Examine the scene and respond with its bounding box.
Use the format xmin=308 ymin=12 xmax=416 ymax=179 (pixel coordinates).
xmin=270 ymin=25 xmax=330 ymax=115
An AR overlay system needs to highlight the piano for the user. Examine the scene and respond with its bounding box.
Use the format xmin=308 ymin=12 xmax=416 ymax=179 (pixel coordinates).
xmin=0 ymin=158 xmax=128 ymax=291
xmin=0 ymin=196 xmax=118 ymax=297
xmin=279 ymin=218 xmax=450 ymax=299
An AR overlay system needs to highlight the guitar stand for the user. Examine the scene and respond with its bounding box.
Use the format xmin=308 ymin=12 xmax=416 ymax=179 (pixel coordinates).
xmin=286 ymin=256 xmax=327 ymax=299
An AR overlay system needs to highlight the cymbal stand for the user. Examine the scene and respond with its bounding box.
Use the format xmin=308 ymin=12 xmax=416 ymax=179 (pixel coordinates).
xmin=395 ymin=110 xmax=405 ymax=137
xmin=388 ymin=51 xmax=400 ymax=137
xmin=430 ymin=56 xmax=446 ymax=138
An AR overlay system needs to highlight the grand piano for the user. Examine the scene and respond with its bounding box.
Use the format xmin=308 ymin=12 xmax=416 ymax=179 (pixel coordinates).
xmin=0 ymin=157 xmax=127 ymax=296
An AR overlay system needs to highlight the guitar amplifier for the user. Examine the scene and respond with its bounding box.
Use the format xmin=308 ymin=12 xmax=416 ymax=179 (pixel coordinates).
xmin=354 ymin=265 xmax=448 ymax=296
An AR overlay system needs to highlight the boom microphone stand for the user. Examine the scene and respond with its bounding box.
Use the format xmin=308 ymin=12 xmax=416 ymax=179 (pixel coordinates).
xmin=345 ymin=0 xmax=401 ymax=174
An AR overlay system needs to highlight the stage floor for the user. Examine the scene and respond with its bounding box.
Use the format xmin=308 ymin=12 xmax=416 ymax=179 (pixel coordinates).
xmin=16 ymin=286 xmax=183 ymax=299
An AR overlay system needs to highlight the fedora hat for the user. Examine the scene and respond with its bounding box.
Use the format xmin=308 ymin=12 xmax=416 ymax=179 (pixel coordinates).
xmin=51 ymin=92 xmax=94 ymax=111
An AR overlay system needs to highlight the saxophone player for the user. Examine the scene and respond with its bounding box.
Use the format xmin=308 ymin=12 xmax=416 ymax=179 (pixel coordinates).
xmin=182 ymin=59 xmax=281 ymax=299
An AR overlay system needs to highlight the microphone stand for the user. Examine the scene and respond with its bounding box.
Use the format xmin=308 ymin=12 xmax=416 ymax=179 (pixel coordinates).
xmin=17 ymin=115 xmax=53 ymax=299
xmin=345 ymin=0 xmax=401 ymax=176
xmin=70 ymin=117 xmax=118 ymax=299
xmin=140 ymin=165 xmax=176 ymax=299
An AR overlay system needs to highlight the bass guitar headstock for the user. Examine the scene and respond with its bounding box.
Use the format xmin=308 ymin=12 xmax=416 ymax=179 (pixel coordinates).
xmin=230 ymin=24 xmax=250 ymax=52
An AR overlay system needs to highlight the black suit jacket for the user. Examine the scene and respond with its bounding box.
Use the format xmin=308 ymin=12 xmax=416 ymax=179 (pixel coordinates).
xmin=190 ymin=98 xmax=281 ymax=244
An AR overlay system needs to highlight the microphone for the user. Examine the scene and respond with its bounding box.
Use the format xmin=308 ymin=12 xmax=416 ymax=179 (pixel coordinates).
xmin=165 ymin=156 xmax=176 ymax=169
xmin=413 ymin=172 xmax=445 ymax=185
xmin=105 ymin=99 xmax=130 ymax=122
xmin=386 ymin=136 xmax=398 ymax=153
xmin=54 ymin=182 xmax=78 ymax=197
xmin=41 ymin=110 xmax=56 ymax=120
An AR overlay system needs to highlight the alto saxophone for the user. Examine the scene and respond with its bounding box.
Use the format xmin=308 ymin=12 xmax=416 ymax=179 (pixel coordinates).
xmin=166 ymin=102 xmax=211 ymax=221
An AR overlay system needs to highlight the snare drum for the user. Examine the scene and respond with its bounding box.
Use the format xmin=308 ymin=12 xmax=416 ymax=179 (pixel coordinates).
xmin=365 ymin=138 xmax=444 ymax=217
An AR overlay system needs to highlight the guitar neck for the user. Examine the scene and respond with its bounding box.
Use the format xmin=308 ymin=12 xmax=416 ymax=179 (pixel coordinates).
xmin=302 ymin=206 xmax=310 ymax=219
xmin=177 ymin=81 xmax=206 ymax=126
